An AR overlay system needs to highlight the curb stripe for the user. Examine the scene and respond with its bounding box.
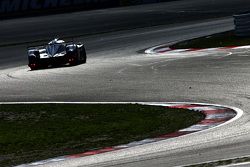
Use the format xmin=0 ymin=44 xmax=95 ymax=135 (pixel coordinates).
xmin=202 ymin=109 xmax=231 ymax=114
xmin=157 ymin=131 xmax=193 ymax=138
xmin=145 ymin=45 xmax=250 ymax=55
xmin=198 ymin=118 xmax=230 ymax=124
xmin=13 ymin=102 xmax=242 ymax=167
xmin=167 ymin=104 xmax=201 ymax=109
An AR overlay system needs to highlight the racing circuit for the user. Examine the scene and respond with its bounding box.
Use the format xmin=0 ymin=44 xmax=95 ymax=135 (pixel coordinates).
xmin=1 ymin=0 xmax=250 ymax=166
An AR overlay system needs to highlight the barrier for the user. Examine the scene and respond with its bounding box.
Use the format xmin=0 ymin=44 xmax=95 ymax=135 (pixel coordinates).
xmin=0 ymin=0 xmax=119 ymax=19
xmin=234 ymin=11 xmax=250 ymax=37
xmin=0 ymin=0 xmax=176 ymax=19
xmin=119 ymin=0 xmax=163 ymax=5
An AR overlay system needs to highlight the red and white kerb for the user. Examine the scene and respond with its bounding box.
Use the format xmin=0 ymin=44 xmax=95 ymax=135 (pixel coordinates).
xmin=17 ymin=102 xmax=239 ymax=167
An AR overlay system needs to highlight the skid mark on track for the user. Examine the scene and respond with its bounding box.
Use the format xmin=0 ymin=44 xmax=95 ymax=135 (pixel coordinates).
xmin=6 ymin=73 xmax=19 ymax=79
xmin=117 ymin=63 xmax=143 ymax=74
xmin=128 ymin=63 xmax=142 ymax=67
xmin=117 ymin=67 xmax=128 ymax=74
xmin=215 ymin=52 xmax=232 ymax=59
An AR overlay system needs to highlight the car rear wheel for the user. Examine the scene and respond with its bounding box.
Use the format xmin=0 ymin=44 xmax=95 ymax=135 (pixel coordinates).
xmin=68 ymin=52 xmax=79 ymax=66
xmin=80 ymin=46 xmax=87 ymax=64
xmin=28 ymin=56 xmax=39 ymax=70
xmin=29 ymin=64 xmax=38 ymax=70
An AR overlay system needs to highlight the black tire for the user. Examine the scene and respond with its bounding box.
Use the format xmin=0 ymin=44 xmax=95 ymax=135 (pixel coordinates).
xmin=80 ymin=46 xmax=87 ymax=64
xmin=28 ymin=56 xmax=39 ymax=70
xmin=68 ymin=51 xmax=79 ymax=66
xmin=29 ymin=65 xmax=38 ymax=70
xmin=67 ymin=44 xmax=86 ymax=66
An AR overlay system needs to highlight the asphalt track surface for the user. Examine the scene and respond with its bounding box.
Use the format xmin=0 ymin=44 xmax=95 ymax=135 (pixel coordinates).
xmin=1 ymin=0 xmax=250 ymax=166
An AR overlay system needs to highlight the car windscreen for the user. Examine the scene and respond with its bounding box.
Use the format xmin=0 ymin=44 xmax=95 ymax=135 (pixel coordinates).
xmin=46 ymin=44 xmax=65 ymax=55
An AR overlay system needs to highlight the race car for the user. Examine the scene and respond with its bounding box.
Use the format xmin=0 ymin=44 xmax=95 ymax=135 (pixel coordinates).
xmin=28 ymin=38 xmax=86 ymax=70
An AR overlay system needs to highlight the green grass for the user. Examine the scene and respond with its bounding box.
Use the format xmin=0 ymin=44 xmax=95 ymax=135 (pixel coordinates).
xmin=171 ymin=31 xmax=250 ymax=49
xmin=0 ymin=104 xmax=204 ymax=166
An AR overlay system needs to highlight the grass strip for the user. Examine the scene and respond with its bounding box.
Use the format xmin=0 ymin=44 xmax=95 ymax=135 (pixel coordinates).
xmin=171 ymin=31 xmax=250 ymax=49
xmin=0 ymin=103 xmax=204 ymax=166
xmin=185 ymin=156 xmax=250 ymax=167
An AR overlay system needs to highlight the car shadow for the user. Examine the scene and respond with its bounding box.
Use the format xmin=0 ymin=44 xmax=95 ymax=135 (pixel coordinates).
xmin=28 ymin=63 xmax=84 ymax=71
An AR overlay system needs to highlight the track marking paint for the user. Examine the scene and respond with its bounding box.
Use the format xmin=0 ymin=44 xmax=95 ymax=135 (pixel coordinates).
xmin=145 ymin=45 xmax=250 ymax=55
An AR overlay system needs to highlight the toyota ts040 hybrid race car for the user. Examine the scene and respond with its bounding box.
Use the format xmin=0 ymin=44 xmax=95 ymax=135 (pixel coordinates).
xmin=28 ymin=38 xmax=86 ymax=70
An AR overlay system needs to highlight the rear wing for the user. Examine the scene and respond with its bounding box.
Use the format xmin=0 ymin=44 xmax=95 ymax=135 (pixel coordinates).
xmin=27 ymin=40 xmax=83 ymax=51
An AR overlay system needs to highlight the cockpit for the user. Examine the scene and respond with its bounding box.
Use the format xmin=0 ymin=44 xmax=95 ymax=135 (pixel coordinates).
xmin=46 ymin=38 xmax=66 ymax=56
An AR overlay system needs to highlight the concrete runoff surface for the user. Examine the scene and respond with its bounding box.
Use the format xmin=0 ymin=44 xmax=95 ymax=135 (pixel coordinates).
xmin=1 ymin=0 xmax=250 ymax=166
